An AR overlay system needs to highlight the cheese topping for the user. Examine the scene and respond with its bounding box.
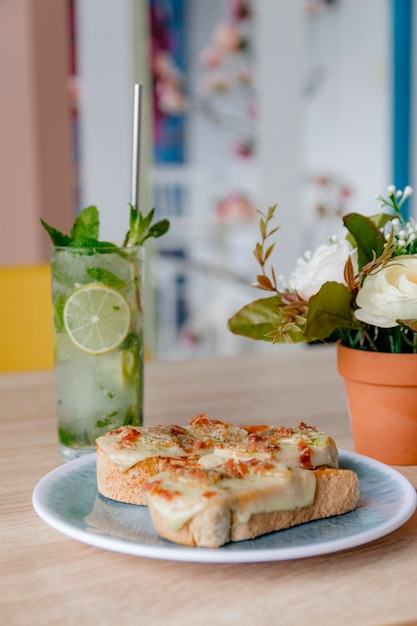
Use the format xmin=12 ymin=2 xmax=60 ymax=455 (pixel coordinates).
xmin=142 ymin=460 xmax=317 ymax=531
xmin=96 ymin=425 xmax=189 ymax=471
xmin=202 ymin=426 xmax=338 ymax=470
xmin=96 ymin=418 xmax=338 ymax=473
xmin=187 ymin=413 xmax=248 ymax=445
xmin=197 ymin=448 xmax=276 ymax=467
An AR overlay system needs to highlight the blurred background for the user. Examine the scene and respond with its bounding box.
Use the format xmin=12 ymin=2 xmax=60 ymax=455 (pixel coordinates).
xmin=0 ymin=0 xmax=414 ymax=363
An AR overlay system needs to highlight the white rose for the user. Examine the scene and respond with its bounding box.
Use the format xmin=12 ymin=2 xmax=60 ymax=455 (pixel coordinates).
xmin=289 ymin=240 xmax=356 ymax=300
xmin=354 ymin=255 xmax=417 ymax=328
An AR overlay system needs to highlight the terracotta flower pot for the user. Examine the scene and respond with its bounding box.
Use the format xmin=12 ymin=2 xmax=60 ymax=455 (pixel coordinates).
xmin=337 ymin=342 xmax=417 ymax=465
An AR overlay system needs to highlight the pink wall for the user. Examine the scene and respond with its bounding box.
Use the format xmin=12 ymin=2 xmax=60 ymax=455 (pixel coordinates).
xmin=0 ymin=0 xmax=74 ymax=266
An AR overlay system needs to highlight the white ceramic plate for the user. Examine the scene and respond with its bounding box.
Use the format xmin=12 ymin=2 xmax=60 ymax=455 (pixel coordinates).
xmin=32 ymin=450 xmax=417 ymax=563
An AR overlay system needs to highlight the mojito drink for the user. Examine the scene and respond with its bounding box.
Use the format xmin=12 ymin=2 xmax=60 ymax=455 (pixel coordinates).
xmin=51 ymin=246 xmax=144 ymax=461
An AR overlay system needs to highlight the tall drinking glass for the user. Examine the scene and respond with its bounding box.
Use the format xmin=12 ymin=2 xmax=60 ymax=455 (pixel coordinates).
xmin=51 ymin=245 xmax=144 ymax=461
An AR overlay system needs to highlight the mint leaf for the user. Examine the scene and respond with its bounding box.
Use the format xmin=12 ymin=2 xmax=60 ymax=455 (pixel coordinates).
xmin=132 ymin=206 xmax=155 ymax=239
xmin=40 ymin=219 xmax=71 ymax=246
xmin=123 ymin=406 xmax=138 ymax=426
xmin=70 ymin=205 xmax=99 ymax=240
xmin=42 ymin=201 xmax=169 ymax=251
xmin=53 ymin=294 xmax=66 ymax=333
xmin=58 ymin=427 xmax=75 ymax=447
xmin=123 ymin=204 xmax=170 ymax=246
xmin=120 ymin=332 xmax=141 ymax=350
xmin=147 ymin=219 xmax=170 ymax=241
xmin=123 ymin=205 xmax=142 ymax=246
xmin=68 ymin=237 xmax=118 ymax=252
xmin=86 ymin=267 xmax=126 ymax=289
xmin=96 ymin=413 xmax=119 ymax=428
xmin=41 ymin=207 xmax=101 ymax=248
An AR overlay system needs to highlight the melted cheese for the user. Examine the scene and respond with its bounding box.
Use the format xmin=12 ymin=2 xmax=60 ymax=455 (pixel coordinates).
xmin=188 ymin=422 xmax=248 ymax=444
xmin=96 ymin=426 xmax=188 ymax=471
xmin=197 ymin=450 xmax=289 ymax=468
xmin=144 ymin=480 xmax=228 ymax=531
xmin=96 ymin=420 xmax=338 ymax=472
xmin=270 ymin=428 xmax=338 ymax=468
xmin=207 ymin=432 xmax=338 ymax=470
xmin=142 ymin=464 xmax=317 ymax=531
xmin=272 ymin=440 xmax=337 ymax=468
xmin=224 ymin=468 xmax=316 ymax=524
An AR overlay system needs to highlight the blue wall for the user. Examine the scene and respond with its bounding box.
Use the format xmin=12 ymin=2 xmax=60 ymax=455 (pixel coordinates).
xmin=392 ymin=0 xmax=413 ymax=218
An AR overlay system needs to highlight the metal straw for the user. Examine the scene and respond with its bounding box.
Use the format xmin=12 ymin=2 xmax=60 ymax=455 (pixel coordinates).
xmin=131 ymin=83 xmax=143 ymax=211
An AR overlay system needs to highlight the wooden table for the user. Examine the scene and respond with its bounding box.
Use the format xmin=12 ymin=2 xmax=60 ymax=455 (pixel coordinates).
xmin=1 ymin=345 xmax=416 ymax=626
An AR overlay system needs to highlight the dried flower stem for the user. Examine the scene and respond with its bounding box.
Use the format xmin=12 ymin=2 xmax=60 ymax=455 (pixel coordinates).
xmin=253 ymin=205 xmax=280 ymax=293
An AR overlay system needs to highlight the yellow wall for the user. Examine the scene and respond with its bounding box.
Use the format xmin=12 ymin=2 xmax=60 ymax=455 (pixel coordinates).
xmin=0 ymin=264 xmax=54 ymax=372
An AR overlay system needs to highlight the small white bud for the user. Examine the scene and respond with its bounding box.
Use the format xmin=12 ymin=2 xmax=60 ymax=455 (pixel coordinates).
xmin=403 ymin=185 xmax=414 ymax=199
xmin=387 ymin=185 xmax=396 ymax=195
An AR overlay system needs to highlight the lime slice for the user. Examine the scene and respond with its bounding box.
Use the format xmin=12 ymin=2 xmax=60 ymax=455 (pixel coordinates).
xmin=63 ymin=283 xmax=131 ymax=355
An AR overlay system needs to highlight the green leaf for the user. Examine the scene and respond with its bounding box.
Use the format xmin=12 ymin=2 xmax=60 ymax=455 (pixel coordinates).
xmin=40 ymin=219 xmax=71 ymax=246
xmin=123 ymin=406 xmax=138 ymax=426
xmin=123 ymin=205 xmax=170 ymax=246
xmin=70 ymin=206 xmax=99 ymax=240
xmin=140 ymin=207 xmax=155 ymax=233
xmin=146 ymin=219 xmax=170 ymax=240
xmin=43 ymin=199 xmax=169 ymax=252
xmin=53 ymin=294 xmax=66 ymax=333
xmin=96 ymin=413 xmax=119 ymax=429
xmin=68 ymin=237 xmax=118 ymax=252
xmin=368 ymin=212 xmax=395 ymax=230
xmin=123 ymin=204 xmax=144 ymax=246
xmin=343 ymin=213 xmax=388 ymax=270
xmin=58 ymin=427 xmax=75 ymax=447
xmin=305 ymin=282 xmax=359 ymax=341
xmin=227 ymin=296 xmax=283 ymax=341
xmin=86 ymin=267 xmax=126 ymax=289
xmin=119 ymin=331 xmax=141 ymax=350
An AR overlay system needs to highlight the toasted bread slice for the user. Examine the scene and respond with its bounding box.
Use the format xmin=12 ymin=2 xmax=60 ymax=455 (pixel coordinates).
xmin=96 ymin=416 xmax=339 ymax=505
xmin=142 ymin=462 xmax=360 ymax=548
xmin=230 ymin=467 xmax=359 ymax=543
xmin=95 ymin=417 xmax=248 ymax=505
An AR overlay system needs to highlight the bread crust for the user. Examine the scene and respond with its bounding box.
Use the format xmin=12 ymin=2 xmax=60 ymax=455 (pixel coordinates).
xmin=146 ymin=468 xmax=360 ymax=548
xmin=155 ymin=503 xmax=232 ymax=549
xmin=96 ymin=446 xmax=189 ymax=505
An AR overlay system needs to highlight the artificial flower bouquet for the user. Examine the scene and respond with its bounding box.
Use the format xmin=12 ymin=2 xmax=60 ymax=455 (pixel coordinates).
xmin=228 ymin=186 xmax=417 ymax=353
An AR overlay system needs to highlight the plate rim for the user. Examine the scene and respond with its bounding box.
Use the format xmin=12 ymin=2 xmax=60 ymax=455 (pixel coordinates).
xmin=32 ymin=449 xmax=417 ymax=564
